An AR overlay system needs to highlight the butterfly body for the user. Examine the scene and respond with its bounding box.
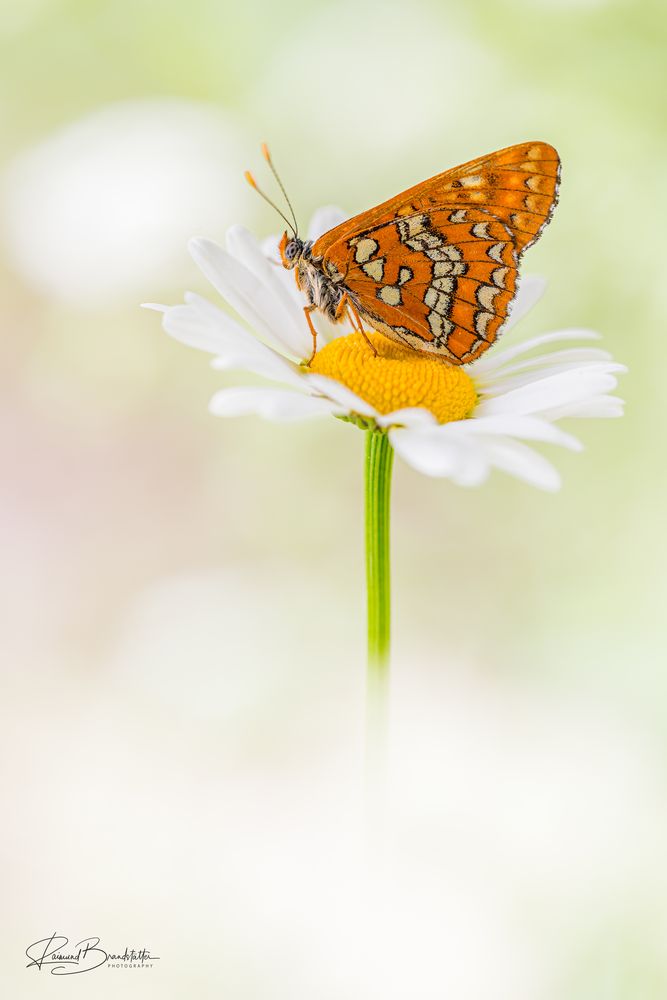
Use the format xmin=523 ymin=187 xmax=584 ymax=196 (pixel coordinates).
xmin=278 ymin=141 xmax=561 ymax=365
xmin=280 ymin=235 xmax=348 ymax=322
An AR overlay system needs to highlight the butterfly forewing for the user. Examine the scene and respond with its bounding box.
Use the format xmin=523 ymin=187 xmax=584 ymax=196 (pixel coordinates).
xmin=313 ymin=141 xmax=559 ymax=364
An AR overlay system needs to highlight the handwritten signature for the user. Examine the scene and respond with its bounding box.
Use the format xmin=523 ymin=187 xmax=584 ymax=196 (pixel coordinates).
xmin=26 ymin=933 xmax=159 ymax=975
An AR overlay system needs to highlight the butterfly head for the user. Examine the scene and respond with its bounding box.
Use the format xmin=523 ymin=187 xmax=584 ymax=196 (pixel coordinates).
xmin=279 ymin=232 xmax=304 ymax=270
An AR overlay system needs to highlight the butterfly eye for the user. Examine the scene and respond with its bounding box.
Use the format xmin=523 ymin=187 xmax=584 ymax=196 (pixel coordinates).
xmin=285 ymin=241 xmax=298 ymax=260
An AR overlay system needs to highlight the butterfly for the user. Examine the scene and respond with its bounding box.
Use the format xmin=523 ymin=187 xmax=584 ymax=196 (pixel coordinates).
xmin=248 ymin=141 xmax=560 ymax=365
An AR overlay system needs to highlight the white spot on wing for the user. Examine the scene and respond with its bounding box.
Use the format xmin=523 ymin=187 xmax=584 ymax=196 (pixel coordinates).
xmin=425 ymin=287 xmax=451 ymax=316
xmin=407 ymin=232 xmax=442 ymax=252
xmin=475 ymin=310 xmax=493 ymax=337
xmin=354 ymin=237 xmax=379 ymax=264
xmin=428 ymin=312 xmax=453 ymax=338
xmin=488 ymin=242 xmax=506 ymax=263
xmin=472 ymin=221 xmax=491 ymax=239
xmin=433 ymin=276 xmax=454 ymax=293
xmin=477 ymin=284 xmax=500 ymax=311
xmin=397 ymin=214 xmax=428 ymax=240
xmin=378 ymin=285 xmax=402 ymax=306
xmin=491 ymin=266 xmax=509 ymax=288
xmin=427 ymin=245 xmax=462 ymax=263
xmin=362 ymin=258 xmax=384 ymax=281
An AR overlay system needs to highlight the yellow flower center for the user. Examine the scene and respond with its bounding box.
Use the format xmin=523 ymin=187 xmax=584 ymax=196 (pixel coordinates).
xmin=309 ymin=332 xmax=477 ymax=424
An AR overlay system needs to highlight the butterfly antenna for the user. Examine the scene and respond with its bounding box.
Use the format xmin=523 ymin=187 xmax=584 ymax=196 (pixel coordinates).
xmin=244 ymin=170 xmax=297 ymax=236
xmin=261 ymin=143 xmax=299 ymax=238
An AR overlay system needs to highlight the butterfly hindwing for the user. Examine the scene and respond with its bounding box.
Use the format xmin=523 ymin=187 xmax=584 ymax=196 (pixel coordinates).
xmin=324 ymin=207 xmax=519 ymax=363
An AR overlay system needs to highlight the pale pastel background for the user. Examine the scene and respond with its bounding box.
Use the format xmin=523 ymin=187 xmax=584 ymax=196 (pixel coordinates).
xmin=2 ymin=0 xmax=666 ymax=997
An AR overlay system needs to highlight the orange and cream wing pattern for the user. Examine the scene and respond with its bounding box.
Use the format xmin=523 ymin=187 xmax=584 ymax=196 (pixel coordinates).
xmin=336 ymin=208 xmax=518 ymax=363
xmin=314 ymin=141 xmax=560 ymax=364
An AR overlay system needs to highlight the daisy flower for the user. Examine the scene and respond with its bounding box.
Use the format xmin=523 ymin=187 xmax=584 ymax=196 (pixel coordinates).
xmin=146 ymin=202 xmax=625 ymax=792
xmin=146 ymin=206 xmax=625 ymax=493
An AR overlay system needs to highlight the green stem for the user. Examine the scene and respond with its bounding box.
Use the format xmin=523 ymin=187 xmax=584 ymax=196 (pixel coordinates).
xmin=365 ymin=429 xmax=394 ymax=676
xmin=364 ymin=429 xmax=394 ymax=816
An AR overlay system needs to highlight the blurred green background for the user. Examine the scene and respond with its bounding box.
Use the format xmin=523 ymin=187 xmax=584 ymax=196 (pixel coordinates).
xmin=3 ymin=1 xmax=667 ymax=997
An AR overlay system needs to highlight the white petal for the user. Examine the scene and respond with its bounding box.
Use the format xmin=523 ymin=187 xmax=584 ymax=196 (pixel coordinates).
xmin=375 ymin=407 xmax=439 ymax=429
xmin=389 ymin=426 xmax=468 ymax=477
xmin=162 ymin=302 xmax=242 ymax=355
xmin=502 ymin=274 xmax=547 ymax=333
xmin=208 ymin=386 xmax=342 ymax=421
xmin=224 ymin=225 xmax=309 ymax=355
xmin=301 ymin=372 xmax=378 ymax=418
xmin=460 ymin=414 xmax=582 ymax=451
xmin=475 ymin=369 xmax=622 ymax=418
xmin=188 ymin=237 xmax=307 ymax=358
xmin=261 ymin=233 xmax=281 ymax=262
xmin=165 ymin=294 xmax=304 ymax=388
xmin=389 ymin=426 xmax=489 ymax=485
xmin=174 ymin=292 xmax=252 ymax=349
xmin=141 ymin=302 xmax=169 ymax=313
xmin=390 ymin=421 xmax=565 ymax=490
xmin=450 ymin=449 xmax=491 ymax=487
xmin=538 ymin=395 xmax=626 ymax=420
xmin=209 ymin=351 xmax=304 ymax=387
xmin=478 ymin=361 xmax=627 ymax=398
xmin=472 ymin=329 xmax=602 ymax=376
xmin=479 ymin=436 xmax=562 ymax=491
xmin=307 ymin=205 xmax=348 ymax=243
xmin=474 ymin=347 xmax=613 ymax=384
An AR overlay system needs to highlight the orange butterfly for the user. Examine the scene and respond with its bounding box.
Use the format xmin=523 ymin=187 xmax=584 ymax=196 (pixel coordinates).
xmin=248 ymin=141 xmax=560 ymax=365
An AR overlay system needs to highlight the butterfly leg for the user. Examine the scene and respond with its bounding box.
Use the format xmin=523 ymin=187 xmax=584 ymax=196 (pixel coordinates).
xmin=338 ymin=293 xmax=378 ymax=357
xmin=303 ymin=305 xmax=319 ymax=366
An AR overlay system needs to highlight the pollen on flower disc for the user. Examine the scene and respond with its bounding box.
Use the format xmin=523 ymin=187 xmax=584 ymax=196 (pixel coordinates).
xmin=310 ymin=332 xmax=477 ymax=424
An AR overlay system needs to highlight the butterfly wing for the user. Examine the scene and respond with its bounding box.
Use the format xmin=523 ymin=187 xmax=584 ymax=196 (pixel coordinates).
xmin=334 ymin=208 xmax=519 ymax=363
xmin=313 ymin=141 xmax=559 ymax=364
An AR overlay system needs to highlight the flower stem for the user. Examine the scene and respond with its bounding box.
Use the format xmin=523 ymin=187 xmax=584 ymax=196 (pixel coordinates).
xmin=364 ymin=429 xmax=394 ymax=819
xmin=365 ymin=429 xmax=394 ymax=676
